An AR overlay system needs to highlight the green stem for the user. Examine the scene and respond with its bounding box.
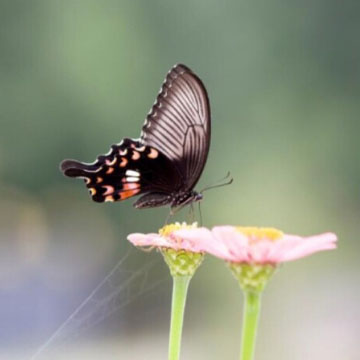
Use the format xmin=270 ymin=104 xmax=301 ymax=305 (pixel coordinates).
xmin=168 ymin=275 xmax=191 ymax=360
xmin=240 ymin=291 xmax=262 ymax=360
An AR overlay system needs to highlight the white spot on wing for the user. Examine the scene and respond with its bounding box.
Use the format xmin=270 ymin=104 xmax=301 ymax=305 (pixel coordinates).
xmin=126 ymin=170 xmax=140 ymax=177
xmin=126 ymin=177 xmax=140 ymax=182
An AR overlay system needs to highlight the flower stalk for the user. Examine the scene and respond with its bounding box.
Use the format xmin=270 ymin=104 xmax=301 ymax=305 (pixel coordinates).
xmin=229 ymin=263 xmax=271 ymax=360
xmin=128 ymin=223 xmax=204 ymax=360
xmin=240 ymin=290 xmax=262 ymax=360
xmin=168 ymin=275 xmax=192 ymax=360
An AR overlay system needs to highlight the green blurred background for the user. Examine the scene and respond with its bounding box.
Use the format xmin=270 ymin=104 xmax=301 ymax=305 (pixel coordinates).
xmin=1 ymin=0 xmax=359 ymax=359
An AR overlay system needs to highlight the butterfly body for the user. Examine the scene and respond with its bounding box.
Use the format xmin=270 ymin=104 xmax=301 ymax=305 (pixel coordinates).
xmin=61 ymin=64 xmax=211 ymax=210
xmin=133 ymin=190 xmax=202 ymax=209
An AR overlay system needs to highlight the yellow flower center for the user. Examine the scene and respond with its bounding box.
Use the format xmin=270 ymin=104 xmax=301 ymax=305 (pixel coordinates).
xmin=159 ymin=222 xmax=198 ymax=237
xmin=236 ymin=226 xmax=283 ymax=241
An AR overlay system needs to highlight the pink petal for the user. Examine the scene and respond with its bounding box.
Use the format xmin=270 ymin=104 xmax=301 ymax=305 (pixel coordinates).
xmin=249 ymin=240 xmax=275 ymax=263
xmin=212 ymin=226 xmax=250 ymax=262
xmin=204 ymin=228 xmax=337 ymax=265
xmin=279 ymin=233 xmax=337 ymax=262
xmin=127 ymin=233 xmax=168 ymax=247
xmin=266 ymin=237 xmax=303 ymax=263
xmin=129 ymin=227 xmax=337 ymax=265
xmin=174 ymin=228 xmax=225 ymax=256
xmin=128 ymin=228 xmax=208 ymax=253
xmin=169 ymin=230 xmax=204 ymax=253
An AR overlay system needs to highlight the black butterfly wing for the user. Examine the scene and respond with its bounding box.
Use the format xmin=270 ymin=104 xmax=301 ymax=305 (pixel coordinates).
xmin=140 ymin=64 xmax=211 ymax=191
xmin=61 ymin=64 xmax=210 ymax=208
xmin=61 ymin=138 xmax=182 ymax=204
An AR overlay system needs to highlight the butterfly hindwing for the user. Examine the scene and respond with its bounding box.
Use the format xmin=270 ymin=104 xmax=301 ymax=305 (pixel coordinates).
xmin=61 ymin=138 xmax=182 ymax=203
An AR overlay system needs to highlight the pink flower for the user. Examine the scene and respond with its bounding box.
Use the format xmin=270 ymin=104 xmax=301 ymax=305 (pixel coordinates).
xmin=127 ymin=222 xmax=203 ymax=253
xmin=175 ymin=226 xmax=337 ymax=265
xmin=128 ymin=223 xmax=205 ymax=277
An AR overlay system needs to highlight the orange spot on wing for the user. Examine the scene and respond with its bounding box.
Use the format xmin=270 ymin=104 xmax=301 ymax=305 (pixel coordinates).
xmin=105 ymin=195 xmax=114 ymax=202
xmin=106 ymin=167 xmax=114 ymax=174
xmin=120 ymin=189 xmax=141 ymax=200
xmin=132 ymin=151 xmax=140 ymax=160
xmin=119 ymin=149 xmax=128 ymax=156
xmin=123 ymin=183 xmax=140 ymax=190
xmin=103 ymin=185 xmax=114 ymax=195
xmin=96 ymin=177 xmax=103 ymax=183
xmin=120 ymin=157 xmax=128 ymax=167
xmin=148 ymin=148 xmax=158 ymax=159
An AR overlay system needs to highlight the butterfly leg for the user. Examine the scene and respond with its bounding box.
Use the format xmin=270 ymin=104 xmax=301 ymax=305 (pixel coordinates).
xmin=198 ymin=201 xmax=203 ymax=227
xmin=187 ymin=203 xmax=195 ymax=224
xmin=168 ymin=197 xmax=194 ymax=219
xmin=164 ymin=208 xmax=176 ymax=225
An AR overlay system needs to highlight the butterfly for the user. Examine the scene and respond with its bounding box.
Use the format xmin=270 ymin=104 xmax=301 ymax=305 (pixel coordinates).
xmin=60 ymin=64 xmax=211 ymax=211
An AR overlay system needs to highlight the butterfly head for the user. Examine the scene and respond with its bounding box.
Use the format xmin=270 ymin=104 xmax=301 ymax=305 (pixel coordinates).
xmin=193 ymin=192 xmax=203 ymax=202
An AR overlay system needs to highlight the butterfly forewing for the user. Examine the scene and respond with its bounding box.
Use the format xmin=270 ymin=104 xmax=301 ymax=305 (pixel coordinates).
xmin=141 ymin=64 xmax=211 ymax=191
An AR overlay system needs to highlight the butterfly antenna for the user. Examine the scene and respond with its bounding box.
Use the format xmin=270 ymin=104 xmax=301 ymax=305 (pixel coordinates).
xmin=200 ymin=171 xmax=233 ymax=193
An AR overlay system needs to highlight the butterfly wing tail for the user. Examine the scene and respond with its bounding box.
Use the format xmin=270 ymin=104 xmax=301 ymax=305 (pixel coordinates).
xmin=61 ymin=159 xmax=112 ymax=202
xmin=60 ymin=159 xmax=101 ymax=178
